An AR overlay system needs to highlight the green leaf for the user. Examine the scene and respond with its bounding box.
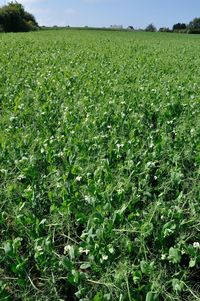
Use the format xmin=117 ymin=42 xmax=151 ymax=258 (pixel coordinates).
xmin=80 ymin=262 xmax=91 ymax=269
xmin=69 ymin=245 xmax=75 ymax=259
xmin=162 ymin=221 xmax=176 ymax=238
xmin=108 ymin=246 xmax=114 ymax=254
xmin=71 ymin=269 xmax=80 ymax=284
xmin=141 ymin=222 xmax=153 ymax=238
xmin=17 ymin=278 xmax=26 ymax=287
xmin=172 ymin=278 xmax=184 ymax=292
xmin=132 ymin=270 xmax=142 ymax=284
xmin=140 ymin=260 xmax=154 ymax=275
xmin=146 ymin=292 xmax=158 ymax=301
xmin=189 ymin=258 xmax=196 ymax=268
xmin=168 ymin=247 xmax=181 ymax=264
xmin=93 ymin=291 xmax=104 ymax=301
xmin=3 ymin=242 xmax=12 ymax=254
xmin=62 ymin=258 xmax=73 ymax=270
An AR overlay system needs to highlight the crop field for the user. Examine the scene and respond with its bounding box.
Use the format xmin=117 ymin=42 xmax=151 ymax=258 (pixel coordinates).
xmin=0 ymin=29 xmax=200 ymax=300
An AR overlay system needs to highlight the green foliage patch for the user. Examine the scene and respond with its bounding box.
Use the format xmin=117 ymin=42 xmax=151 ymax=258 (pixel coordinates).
xmin=0 ymin=30 xmax=200 ymax=300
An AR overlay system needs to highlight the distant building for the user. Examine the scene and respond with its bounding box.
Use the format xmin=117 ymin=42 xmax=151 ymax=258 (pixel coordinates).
xmin=110 ymin=25 xmax=123 ymax=29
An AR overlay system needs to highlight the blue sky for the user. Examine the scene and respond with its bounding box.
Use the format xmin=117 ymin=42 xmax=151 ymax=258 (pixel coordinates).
xmin=1 ymin=0 xmax=200 ymax=28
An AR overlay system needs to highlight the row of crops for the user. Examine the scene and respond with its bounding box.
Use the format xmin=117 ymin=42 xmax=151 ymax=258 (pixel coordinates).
xmin=0 ymin=30 xmax=200 ymax=300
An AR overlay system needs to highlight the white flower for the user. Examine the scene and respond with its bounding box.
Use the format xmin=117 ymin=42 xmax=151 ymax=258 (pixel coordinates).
xmin=193 ymin=242 xmax=200 ymax=249
xmin=102 ymin=255 xmax=108 ymax=261
xmin=36 ymin=246 xmax=43 ymax=252
xmin=79 ymin=247 xmax=90 ymax=255
xmin=64 ymin=245 xmax=71 ymax=254
xmin=76 ymin=176 xmax=82 ymax=182
xmin=116 ymin=143 xmax=124 ymax=149
xmin=57 ymin=152 xmax=63 ymax=157
xmin=17 ymin=174 xmax=26 ymax=180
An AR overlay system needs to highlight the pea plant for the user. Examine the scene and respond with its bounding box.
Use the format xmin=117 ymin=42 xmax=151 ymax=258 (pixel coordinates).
xmin=0 ymin=29 xmax=200 ymax=301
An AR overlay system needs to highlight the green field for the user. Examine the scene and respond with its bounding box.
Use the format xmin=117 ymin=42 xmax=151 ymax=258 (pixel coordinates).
xmin=0 ymin=29 xmax=200 ymax=301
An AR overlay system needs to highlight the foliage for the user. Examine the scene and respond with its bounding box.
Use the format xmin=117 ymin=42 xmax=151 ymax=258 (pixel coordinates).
xmin=188 ymin=18 xmax=200 ymax=34
xmin=158 ymin=27 xmax=171 ymax=32
xmin=0 ymin=1 xmax=38 ymax=32
xmin=145 ymin=24 xmax=157 ymax=32
xmin=0 ymin=29 xmax=200 ymax=300
xmin=172 ymin=23 xmax=187 ymax=32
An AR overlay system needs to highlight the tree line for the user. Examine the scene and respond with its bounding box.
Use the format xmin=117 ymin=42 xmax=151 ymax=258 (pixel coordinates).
xmin=145 ymin=18 xmax=200 ymax=33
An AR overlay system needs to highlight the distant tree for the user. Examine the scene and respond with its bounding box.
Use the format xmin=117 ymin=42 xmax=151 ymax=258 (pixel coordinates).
xmin=145 ymin=24 xmax=156 ymax=32
xmin=188 ymin=18 xmax=200 ymax=34
xmin=0 ymin=1 xmax=39 ymax=32
xmin=172 ymin=23 xmax=186 ymax=32
xmin=159 ymin=27 xmax=171 ymax=32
